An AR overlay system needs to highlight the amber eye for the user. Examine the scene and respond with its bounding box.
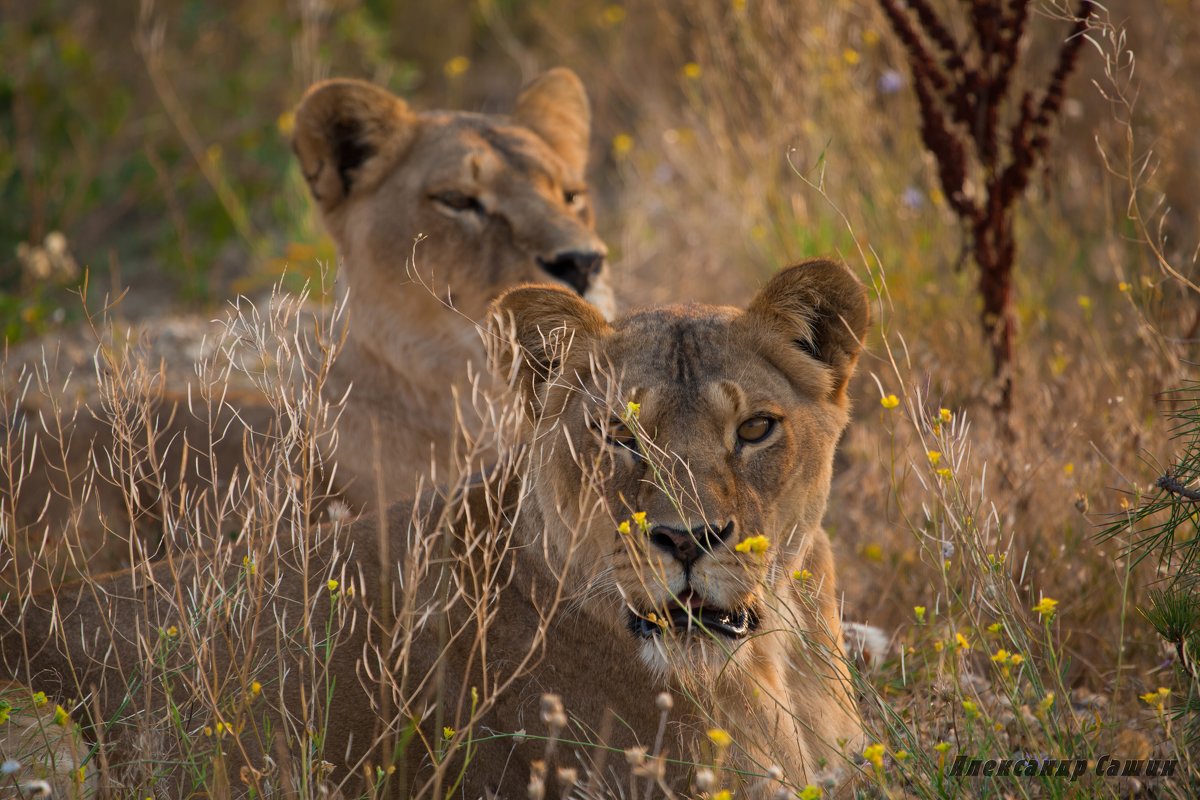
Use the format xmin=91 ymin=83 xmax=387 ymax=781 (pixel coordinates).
xmin=737 ymin=416 xmax=775 ymax=444
xmin=431 ymin=190 xmax=485 ymax=214
xmin=564 ymin=189 xmax=585 ymax=208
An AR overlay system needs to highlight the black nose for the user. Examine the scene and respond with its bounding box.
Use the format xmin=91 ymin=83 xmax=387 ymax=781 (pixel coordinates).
xmin=648 ymin=521 xmax=735 ymax=565
xmin=538 ymin=250 xmax=604 ymax=295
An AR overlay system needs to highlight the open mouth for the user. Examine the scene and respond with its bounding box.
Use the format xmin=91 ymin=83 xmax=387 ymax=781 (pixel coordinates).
xmin=628 ymin=590 xmax=760 ymax=640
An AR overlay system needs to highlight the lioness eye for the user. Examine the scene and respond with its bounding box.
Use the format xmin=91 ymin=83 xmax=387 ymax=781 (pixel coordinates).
xmin=564 ymin=189 xmax=584 ymax=207
xmin=431 ymin=191 xmax=485 ymax=214
xmin=606 ymin=418 xmax=639 ymax=453
xmin=737 ymin=416 xmax=775 ymax=444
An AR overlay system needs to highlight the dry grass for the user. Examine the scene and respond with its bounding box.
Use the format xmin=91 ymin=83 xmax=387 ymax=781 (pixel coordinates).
xmin=2 ymin=0 xmax=1199 ymax=797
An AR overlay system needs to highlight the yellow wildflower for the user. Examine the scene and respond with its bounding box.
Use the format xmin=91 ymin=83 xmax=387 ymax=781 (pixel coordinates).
xmin=861 ymin=543 xmax=883 ymax=562
xmin=1032 ymin=597 xmax=1059 ymax=620
xmin=895 ymin=749 xmax=910 ymax=761
xmin=166 ymin=625 xmax=179 ymax=638
xmin=617 ymin=520 xmax=632 ymax=536
xmin=243 ymin=555 xmax=255 ymax=575
xmin=251 ymin=681 xmax=262 ymax=697
xmin=53 ymin=705 xmax=70 ymax=726
xmin=961 ymin=700 xmax=980 ymax=718
xmin=734 ymin=535 xmax=770 ymax=554
xmin=936 ymin=467 xmax=952 ymax=479
xmin=797 ymin=787 xmax=822 ymax=800
xmin=955 ymin=632 xmax=971 ymax=651
xmin=32 ymin=691 xmax=48 ymax=708
xmin=986 ymin=622 xmax=1003 ymax=633
xmin=327 ymin=579 xmax=339 ymax=593
xmin=713 ymin=792 xmax=731 ymax=800
xmin=933 ymin=742 xmax=951 ymax=753
xmin=863 ymin=29 xmax=880 ymax=46
xmin=612 ymin=133 xmax=634 ymax=158
xmin=842 ymin=48 xmax=860 ymax=65
xmin=1009 ymin=653 xmax=1024 ymax=666
xmin=991 ymin=648 xmax=1010 ymax=664
xmin=443 ymin=726 xmax=456 ymax=739
xmin=1077 ymin=295 xmax=1092 ymax=311
xmin=932 ymin=640 xmax=944 ymax=652
xmin=707 ymin=727 xmax=732 ymax=748
xmin=1063 ymin=462 xmax=1074 ymax=476
xmin=276 ymin=111 xmax=295 ymax=137
xmin=913 ymin=606 xmax=926 ymax=623
xmin=1038 ymin=692 xmax=1055 ymax=713
xmin=0 ymin=701 xmax=10 ymax=724
xmin=1118 ymin=281 xmax=1131 ymax=293
xmin=625 ymin=400 xmax=641 ymax=419
xmin=880 ymin=394 xmax=899 ymax=409
xmin=443 ymin=56 xmax=470 ymax=78
xmin=927 ymin=450 xmax=942 ymax=466
xmin=939 ymin=408 xmax=952 ymax=423
xmin=863 ymin=742 xmax=885 ymax=768
xmin=632 ymin=511 xmax=648 ymax=531
xmin=682 ymin=62 xmax=702 ymax=80
xmin=1140 ymin=687 xmax=1170 ymax=711
xmin=601 ymin=4 xmax=626 ymax=25
xmin=793 ymin=568 xmax=813 ymax=581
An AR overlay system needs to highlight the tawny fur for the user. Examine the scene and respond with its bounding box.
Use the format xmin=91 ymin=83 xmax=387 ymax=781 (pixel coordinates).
xmin=2 ymin=260 xmax=867 ymax=798
xmin=294 ymin=68 xmax=613 ymax=510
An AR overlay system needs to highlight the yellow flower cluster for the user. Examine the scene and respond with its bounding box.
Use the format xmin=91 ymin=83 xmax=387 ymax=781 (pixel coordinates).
xmin=734 ymin=534 xmax=770 ymax=554
xmin=863 ymin=743 xmax=885 ymax=768
xmin=880 ymin=394 xmax=900 ymax=409
xmin=1032 ymin=597 xmax=1059 ymax=620
xmin=1140 ymin=687 xmax=1171 ymax=711
xmin=618 ymin=512 xmax=650 ymax=536
xmin=707 ymin=727 xmax=732 ymax=748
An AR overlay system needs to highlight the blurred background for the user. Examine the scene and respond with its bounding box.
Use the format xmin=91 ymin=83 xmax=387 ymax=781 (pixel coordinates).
xmin=3 ymin=0 xmax=1200 ymax=707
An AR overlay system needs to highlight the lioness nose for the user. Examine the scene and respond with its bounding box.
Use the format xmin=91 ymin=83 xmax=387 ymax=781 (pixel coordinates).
xmin=648 ymin=521 xmax=735 ymax=565
xmin=538 ymin=250 xmax=604 ymax=295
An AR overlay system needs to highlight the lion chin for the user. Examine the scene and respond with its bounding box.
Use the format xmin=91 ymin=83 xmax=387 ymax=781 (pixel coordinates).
xmin=626 ymin=590 xmax=763 ymax=675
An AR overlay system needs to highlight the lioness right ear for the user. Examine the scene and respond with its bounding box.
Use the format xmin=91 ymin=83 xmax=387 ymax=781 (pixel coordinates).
xmin=741 ymin=259 xmax=870 ymax=402
xmin=513 ymin=68 xmax=591 ymax=181
xmin=292 ymin=79 xmax=417 ymax=213
xmin=487 ymin=284 xmax=610 ymax=419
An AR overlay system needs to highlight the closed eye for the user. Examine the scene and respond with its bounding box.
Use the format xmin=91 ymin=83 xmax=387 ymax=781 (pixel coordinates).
xmin=430 ymin=190 xmax=486 ymax=215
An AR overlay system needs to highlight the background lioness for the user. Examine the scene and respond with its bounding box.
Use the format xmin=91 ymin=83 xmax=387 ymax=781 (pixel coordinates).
xmin=293 ymin=67 xmax=613 ymax=510
xmin=2 ymin=259 xmax=867 ymax=798
xmin=1 ymin=69 xmax=609 ymax=580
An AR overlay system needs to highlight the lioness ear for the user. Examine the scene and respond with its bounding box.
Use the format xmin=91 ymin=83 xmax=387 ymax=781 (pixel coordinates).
xmin=742 ymin=259 xmax=870 ymax=401
xmin=292 ymin=79 xmax=417 ymax=213
xmin=488 ymin=284 xmax=610 ymax=418
xmin=513 ymin=68 xmax=591 ymax=180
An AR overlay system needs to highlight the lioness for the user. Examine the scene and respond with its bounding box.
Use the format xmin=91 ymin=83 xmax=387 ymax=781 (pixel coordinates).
xmin=294 ymin=67 xmax=613 ymax=509
xmin=1 ymin=69 xmax=609 ymax=575
xmin=2 ymin=259 xmax=866 ymax=797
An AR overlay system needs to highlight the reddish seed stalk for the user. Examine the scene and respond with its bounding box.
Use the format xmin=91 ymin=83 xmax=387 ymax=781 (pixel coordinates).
xmin=878 ymin=0 xmax=1095 ymax=413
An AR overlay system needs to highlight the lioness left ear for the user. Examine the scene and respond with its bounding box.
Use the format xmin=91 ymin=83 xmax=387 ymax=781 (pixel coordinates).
xmin=487 ymin=284 xmax=610 ymax=419
xmin=741 ymin=259 xmax=870 ymax=401
xmin=513 ymin=68 xmax=591 ymax=180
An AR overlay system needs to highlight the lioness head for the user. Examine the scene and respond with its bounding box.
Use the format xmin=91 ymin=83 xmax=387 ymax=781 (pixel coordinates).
xmin=491 ymin=259 xmax=868 ymax=678
xmin=292 ymin=68 xmax=613 ymax=324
